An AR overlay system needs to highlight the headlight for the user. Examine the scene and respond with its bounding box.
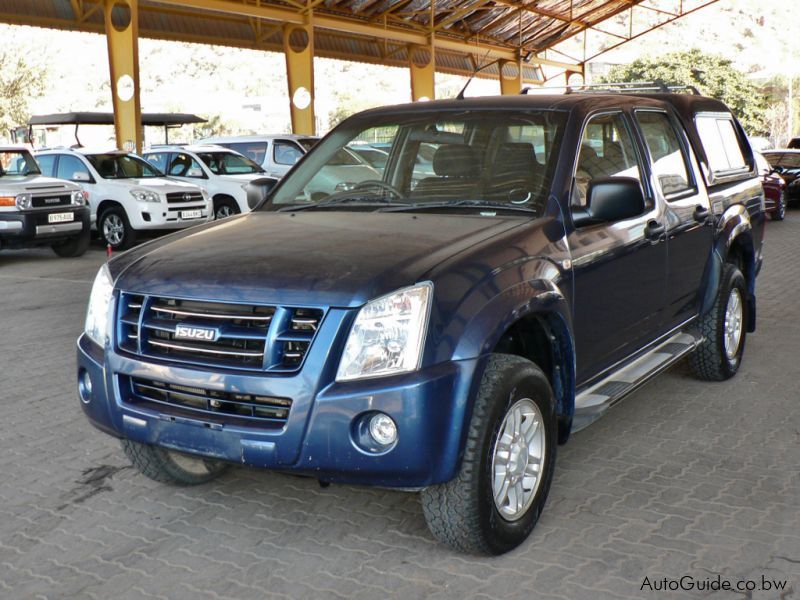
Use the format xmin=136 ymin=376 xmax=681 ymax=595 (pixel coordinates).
xmin=71 ymin=190 xmax=88 ymax=205
xmin=15 ymin=193 xmax=32 ymax=210
xmin=336 ymin=282 xmax=433 ymax=382
xmin=130 ymin=188 xmax=160 ymax=202
xmin=84 ymin=264 xmax=114 ymax=347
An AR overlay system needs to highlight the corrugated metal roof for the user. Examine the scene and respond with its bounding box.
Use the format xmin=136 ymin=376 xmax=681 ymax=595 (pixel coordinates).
xmin=0 ymin=0 xmax=653 ymax=81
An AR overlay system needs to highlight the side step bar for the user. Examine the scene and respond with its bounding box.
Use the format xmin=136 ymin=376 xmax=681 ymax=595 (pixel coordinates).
xmin=572 ymin=332 xmax=703 ymax=432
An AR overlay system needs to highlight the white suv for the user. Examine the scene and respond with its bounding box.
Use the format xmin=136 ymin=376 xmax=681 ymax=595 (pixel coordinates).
xmin=35 ymin=148 xmax=212 ymax=250
xmin=195 ymin=134 xmax=317 ymax=178
xmin=142 ymin=145 xmax=277 ymax=219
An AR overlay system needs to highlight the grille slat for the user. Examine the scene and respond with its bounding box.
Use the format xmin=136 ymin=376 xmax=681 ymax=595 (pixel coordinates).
xmin=117 ymin=293 xmax=324 ymax=372
xmin=166 ymin=191 xmax=204 ymax=204
xmin=124 ymin=376 xmax=292 ymax=427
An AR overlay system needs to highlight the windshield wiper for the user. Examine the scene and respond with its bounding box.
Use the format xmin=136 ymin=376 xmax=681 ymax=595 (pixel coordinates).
xmin=277 ymin=195 xmax=411 ymax=212
xmin=379 ymin=199 xmax=537 ymax=214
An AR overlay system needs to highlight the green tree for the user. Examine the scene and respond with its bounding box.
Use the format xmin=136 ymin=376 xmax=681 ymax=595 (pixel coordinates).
xmin=0 ymin=52 xmax=47 ymax=138
xmin=600 ymin=49 xmax=768 ymax=135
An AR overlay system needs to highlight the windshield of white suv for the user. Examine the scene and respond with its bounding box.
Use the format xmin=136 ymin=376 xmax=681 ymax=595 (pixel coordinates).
xmin=87 ymin=153 xmax=162 ymax=179
xmin=264 ymin=110 xmax=567 ymax=214
xmin=197 ymin=152 xmax=265 ymax=175
xmin=0 ymin=150 xmax=41 ymax=177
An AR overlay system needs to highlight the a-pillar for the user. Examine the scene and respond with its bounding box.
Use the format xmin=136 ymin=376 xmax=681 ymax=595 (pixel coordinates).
xmin=283 ymin=22 xmax=315 ymax=135
xmin=103 ymin=0 xmax=142 ymax=152
xmin=409 ymin=44 xmax=435 ymax=101
xmin=499 ymin=59 xmax=523 ymax=95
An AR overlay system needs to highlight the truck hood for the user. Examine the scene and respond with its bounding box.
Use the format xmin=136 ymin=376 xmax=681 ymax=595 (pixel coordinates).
xmin=114 ymin=210 xmax=526 ymax=307
xmin=0 ymin=175 xmax=78 ymax=194
xmin=119 ymin=177 xmax=201 ymax=193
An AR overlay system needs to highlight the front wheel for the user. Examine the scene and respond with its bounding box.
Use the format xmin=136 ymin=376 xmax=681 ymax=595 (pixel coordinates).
xmin=52 ymin=229 xmax=90 ymax=257
xmin=688 ymin=263 xmax=747 ymax=381
xmin=214 ymin=198 xmax=240 ymax=220
xmin=99 ymin=207 xmax=136 ymax=251
xmin=772 ymin=192 xmax=786 ymax=221
xmin=121 ymin=439 xmax=228 ymax=486
xmin=421 ymin=354 xmax=557 ymax=555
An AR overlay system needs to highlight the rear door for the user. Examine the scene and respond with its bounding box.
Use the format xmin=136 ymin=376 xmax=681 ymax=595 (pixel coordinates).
xmin=569 ymin=111 xmax=669 ymax=384
xmin=635 ymin=110 xmax=712 ymax=329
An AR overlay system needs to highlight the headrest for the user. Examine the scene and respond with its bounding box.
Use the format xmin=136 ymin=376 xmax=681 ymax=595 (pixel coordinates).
xmin=495 ymin=143 xmax=537 ymax=171
xmin=432 ymin=144 xmax=478 ymax=177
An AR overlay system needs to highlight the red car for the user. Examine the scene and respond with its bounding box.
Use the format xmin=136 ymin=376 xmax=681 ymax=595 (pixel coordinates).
xmin=755 ymin=151 xmax=787 ymax=221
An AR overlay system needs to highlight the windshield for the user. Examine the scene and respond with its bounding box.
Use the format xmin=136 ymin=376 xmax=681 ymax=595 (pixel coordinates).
xmin=0 ymin=150 xmax=41 ymax=177
xmin=197 ymin=151 xmax=265 ymax=175
xmin=87 ymin=153 xmax=163 ymax=179
xmin=265 ymin=110 xmax=567 ymax=213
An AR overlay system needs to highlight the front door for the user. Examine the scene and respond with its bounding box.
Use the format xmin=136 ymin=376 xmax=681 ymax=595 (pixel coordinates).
xmin=569 ymin=111 xmax=668 ymax=384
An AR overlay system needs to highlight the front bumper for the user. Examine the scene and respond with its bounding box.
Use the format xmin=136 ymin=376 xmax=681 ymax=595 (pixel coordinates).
xmin=127 ymin=201 xmax=212 ymax=230
xmin=0 ymin=206 xmax=90 ymax=248
xmin=77 ymin=334 xmax=483 ymax=488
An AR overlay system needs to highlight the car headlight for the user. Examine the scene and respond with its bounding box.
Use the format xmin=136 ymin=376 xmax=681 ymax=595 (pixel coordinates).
xmin=71 ymin=190 xmax=88 ymax=205
xmin=15 ymin=193 xmax=32 ymax=210
xmin=130 ymin=188 xmax=160 ymax=202
xmin=85 ymin=264 xmax=114 ymax=347
xmin=336 ymin=282 xmax=433 ymax=382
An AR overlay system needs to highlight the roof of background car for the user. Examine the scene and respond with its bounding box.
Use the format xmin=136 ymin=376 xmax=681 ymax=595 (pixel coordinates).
xmin=197 ymin=134 xmax=319 ymax=143
xmin=0 ymin=145 xmax=32 ymax=152
xmin=34 ymin=147 xmax=129 ymax=156
xmin=144 ymin=144 xmax=234 ymax=153
xmin=763 ymin=149 xmax=800 ymax=154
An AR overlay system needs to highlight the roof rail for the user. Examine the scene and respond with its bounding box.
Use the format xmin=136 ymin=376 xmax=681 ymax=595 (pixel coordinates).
xmin=521 ymin=80 xmax=702 ymax=96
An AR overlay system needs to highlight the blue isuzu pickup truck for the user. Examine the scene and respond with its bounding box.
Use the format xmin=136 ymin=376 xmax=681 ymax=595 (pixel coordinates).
xmin=77 ymin=90 xmax=764 ymax=554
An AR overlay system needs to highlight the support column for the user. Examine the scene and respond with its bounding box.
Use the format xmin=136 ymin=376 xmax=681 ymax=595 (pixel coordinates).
xmin=283 ymin=21 xmax=315 ymax=135
xmin=499 ymin=59 xmax=523 ymax=95
xmin=103 ymin=0 xmax=142 ymax=153
xmin=409 ymin=44 xmax=435 ymax=101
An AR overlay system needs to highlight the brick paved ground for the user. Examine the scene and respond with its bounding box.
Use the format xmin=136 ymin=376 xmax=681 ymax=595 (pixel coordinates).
xmin=0 ymin=214 xmax=798 ymax=600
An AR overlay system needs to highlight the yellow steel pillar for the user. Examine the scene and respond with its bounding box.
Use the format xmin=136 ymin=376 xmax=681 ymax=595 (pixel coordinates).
xmin=283 ymin=21 xmax=315 ymax=135
xmin=499 ymin=59 xmax=523 ymax=95
xmin=409 ymin=44 xmax=435 ymax=101
xmin=103 ymin=0 xmax=142 ymax=153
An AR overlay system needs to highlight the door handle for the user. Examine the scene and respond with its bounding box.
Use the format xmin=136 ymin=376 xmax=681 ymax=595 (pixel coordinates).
xmin=693 ymin=205 xmax=710 ymax=223
xmin=644 ymin=219 xmax=665 ymax=240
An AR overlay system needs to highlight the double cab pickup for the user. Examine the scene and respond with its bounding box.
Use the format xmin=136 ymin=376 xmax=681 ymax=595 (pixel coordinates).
xmin=77 ymin=91 xmax=764 ymax=554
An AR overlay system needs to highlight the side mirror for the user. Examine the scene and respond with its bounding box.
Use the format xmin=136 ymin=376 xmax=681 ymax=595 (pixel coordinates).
xmin=245 ymin=177 xmax=278 ymax=210
xmin=572 ymin=177 xmax=645 ymax=227
xmin=73 ymin=171 xmax=91 ymax=182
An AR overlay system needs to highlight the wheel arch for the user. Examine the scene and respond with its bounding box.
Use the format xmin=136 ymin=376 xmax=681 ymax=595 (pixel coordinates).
xmin=96 ymin=199 xmax=125 ymax=218
xmin=212 ymin=192 xmax=244 ymax=213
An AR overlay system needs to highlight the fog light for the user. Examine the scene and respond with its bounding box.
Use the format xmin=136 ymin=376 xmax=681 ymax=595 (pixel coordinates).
xmin=368 ymin=413 xmax=397 ymax=446
xmin=78 ymin=369 xmax=93 ymax=404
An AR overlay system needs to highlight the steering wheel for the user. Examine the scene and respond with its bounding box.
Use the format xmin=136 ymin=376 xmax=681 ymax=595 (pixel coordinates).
xmin=352 ymin=180 xmax=404 ymax=199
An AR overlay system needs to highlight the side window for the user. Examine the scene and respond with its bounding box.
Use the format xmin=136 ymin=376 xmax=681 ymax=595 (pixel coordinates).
xmin=696 ymin=115 xmax=748 ymax=176
xmin=273 ymin=141 xmax=304 ymax=166
xmin=227 ymin=142 xmax=267 ymax=165
xmin=635 ymin=111 xmax=694 ymax=197
xmin=573 ymin=112 xmax=642 ymax=207
xmin=36 ymin=154 xmax=56 ymax=176
xmin=145 ymin=152 xmax=169 ymax=173
xmin=56 ymin=155 xmax=91 ymax=182
xmin=166 ymin=153 xmax=204 ymax=177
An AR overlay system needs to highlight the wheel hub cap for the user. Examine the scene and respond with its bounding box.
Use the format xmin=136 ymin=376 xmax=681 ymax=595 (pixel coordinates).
xmin=724 ymin=288 xmax=743 ymax=359
xmin=104 ymin=215 xmax=124 ymax=245
xmin=491 ymin=398 xmax=546 ymax=521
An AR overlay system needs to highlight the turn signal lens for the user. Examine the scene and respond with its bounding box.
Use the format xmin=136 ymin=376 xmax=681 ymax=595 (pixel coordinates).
xmin=0 ymin=196 xmax=15 ymax=206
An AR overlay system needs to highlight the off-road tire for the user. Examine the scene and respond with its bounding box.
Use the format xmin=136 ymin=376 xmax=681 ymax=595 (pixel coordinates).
xmin=421 ymin=354 xmax=557 ymax=555
xmin=688 ymin=263 xmax=747 ymax=381
xmin=99 ymin=206 xmax=137 ymax=251
xmin=121 ymin=439 xmax=228 ymax=486
xmin=52 ymin=229 xmax=90 ymax=257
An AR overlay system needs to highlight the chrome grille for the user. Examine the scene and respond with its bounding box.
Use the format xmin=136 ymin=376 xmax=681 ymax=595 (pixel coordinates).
xmin=117 ymin=293 xmax=324 ymax=372
xmin=123 ymin=376 xmax=292 ymax=427
xmin=166 ymin=191 xmax=204 ymax=204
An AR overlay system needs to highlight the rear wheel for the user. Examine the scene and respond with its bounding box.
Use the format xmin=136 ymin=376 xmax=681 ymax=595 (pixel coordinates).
xmin=99 ymin=207 xmax=136 ymax=251
xmin=121 ymin=439 xmax=227 ymax=486
xmin=772 ymin=192 xmax=786 ymax=221
xmin=421 ymin=354 xmax=556 ymax=555
xmin=688 ymin=263 xmax=747 ymax=381
xmin=52 ymin=228 xmax=90 ymax=257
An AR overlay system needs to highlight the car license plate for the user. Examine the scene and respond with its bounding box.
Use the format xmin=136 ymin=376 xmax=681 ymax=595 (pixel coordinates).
xmin=181 ymin=210 xmax=203 ymax=219
xmin=48 ymin=212 xmax=74 ymax=224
